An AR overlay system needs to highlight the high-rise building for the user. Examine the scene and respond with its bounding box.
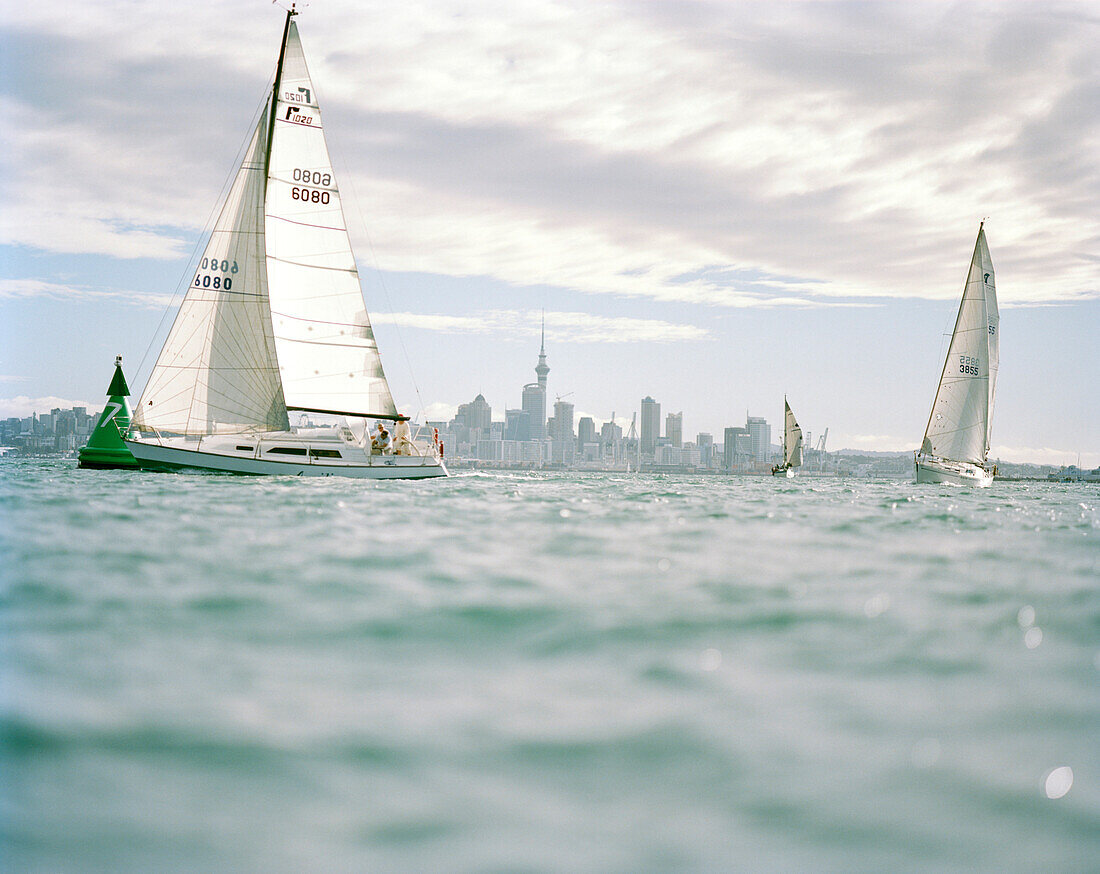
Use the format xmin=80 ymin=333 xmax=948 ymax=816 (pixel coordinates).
xmin=521 ymin=384 xmax=546 ymax=440
xmin=696 ymin=432 xmax=713 ymax=467
xmin=551 ymin=400 xmax=574 ymax=442
xmin=550 ymin=399 xmax=575 ymax=464
xmin=456 ymin=394 xmax=492 ymax=432
xmin=747 ymin=416 xmax=771 ymax=463
xmin=577 ymin=416 xmax=596 ymax=449
xmin=505 ymin=408 xmax=530 ymax=442
xmin=665 ymin=412 xmax=682 ymax=448
xmin=723 ymin=426 xmax=753 ymax=470
xmin=640 ymin=397 xmax=660 ymax=455
xmin=600 ymin=417 xmax=623 ymax=462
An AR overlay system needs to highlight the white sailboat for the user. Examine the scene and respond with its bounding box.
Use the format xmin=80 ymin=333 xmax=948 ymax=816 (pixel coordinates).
xmin=126 ymin=8 xmax=446 ymax=479
xmin=771 ymin=397 xmax=802 ymax=478
xmin=915 ymin=223 xmax=999 ymax=487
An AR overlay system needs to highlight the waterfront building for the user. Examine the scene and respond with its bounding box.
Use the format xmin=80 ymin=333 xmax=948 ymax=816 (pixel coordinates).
xmin=696 ymin=432 xmax=714 ymax=467
xmin=550 ymin=399 xmax=575 ymax=464
xmin=640 ymin=397 xmax=661 ymax=455
xmin=666 ymin=412 xmax=682 ymax=448
xmin=521 ymin=384 xmax=546 ymax=440
xmin=724 ymin=426 xmax=753 ymax=471
xmin=504 ymin=409 xmax=530 ymax=442
xmin=577 ymin=416 xmax=596 ymax=450
xmin=747 ymin=416 xmax=771 ymax=463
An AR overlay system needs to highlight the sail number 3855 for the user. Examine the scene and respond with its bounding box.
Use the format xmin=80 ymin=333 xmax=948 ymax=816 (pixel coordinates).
xmin=958 ymin=355 xmax=980 ymax=376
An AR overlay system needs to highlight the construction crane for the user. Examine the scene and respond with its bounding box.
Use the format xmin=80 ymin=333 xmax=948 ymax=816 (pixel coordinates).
xmin=816 ymin=427 xmax=829 ymax=472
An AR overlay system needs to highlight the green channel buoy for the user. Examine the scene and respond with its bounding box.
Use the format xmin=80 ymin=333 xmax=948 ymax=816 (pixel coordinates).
xmin=77 ymin=355 xmax=140 ymax=469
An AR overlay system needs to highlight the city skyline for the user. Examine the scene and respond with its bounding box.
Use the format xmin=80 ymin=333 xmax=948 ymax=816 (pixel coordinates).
xmin=1 ymin=2 xmax=1097 ymax=467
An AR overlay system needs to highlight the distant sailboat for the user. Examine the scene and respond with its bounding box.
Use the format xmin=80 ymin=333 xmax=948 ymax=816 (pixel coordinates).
xmin=125 ymin=8 xmax=446 ymax=479
xmin=915 ymin=223 xmax=999 ymax=486
xmin=772 ymin=397 xmax=802 ymax=478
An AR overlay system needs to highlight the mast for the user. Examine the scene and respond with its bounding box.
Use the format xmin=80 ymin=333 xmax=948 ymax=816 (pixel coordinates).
xmin=264 ymin=6 xmax=297 ymax=185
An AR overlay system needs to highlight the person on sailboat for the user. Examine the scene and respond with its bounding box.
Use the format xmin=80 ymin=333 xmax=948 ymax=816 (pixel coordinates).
xmin=393 ymin=420 xmax=413 ymax=456
xmin=371 ymin=423 xmax=392 ymax=455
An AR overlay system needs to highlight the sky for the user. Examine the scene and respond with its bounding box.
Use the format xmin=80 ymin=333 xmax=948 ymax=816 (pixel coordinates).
xmin=1 ymin=0 xmax=1097 ymax=465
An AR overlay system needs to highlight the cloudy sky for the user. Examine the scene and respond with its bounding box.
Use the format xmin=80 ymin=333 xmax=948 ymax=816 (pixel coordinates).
xmin=1 ymin=0 xmax=1097 ymax=464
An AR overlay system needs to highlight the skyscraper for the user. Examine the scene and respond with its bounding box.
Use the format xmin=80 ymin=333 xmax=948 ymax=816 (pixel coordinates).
xmin=696 ymin=432 xmax=713 ymax=467
xmin=665 ymin=412 xmax=682 ymax=448
xmin=576 ymin=416 xmax=596 ymax=449
xmin=640 ymin=396 xmax=660 ymax=455
xmin=550 ymin=398 xmax=575 ymax=464
xmin=456 ymin=393 xmax=492 ymax=432
xmin=747 ymin=416 xmax=771 ymax=463
xmin=505 ymin=408 xmax=530 ymax=442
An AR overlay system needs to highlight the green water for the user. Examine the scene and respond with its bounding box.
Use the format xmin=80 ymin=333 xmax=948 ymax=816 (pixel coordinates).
xmin=2 ymin=460 xmax=1097 ymax=872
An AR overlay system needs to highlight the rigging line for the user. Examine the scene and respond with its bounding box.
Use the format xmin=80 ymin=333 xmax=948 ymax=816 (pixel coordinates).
xmin=135 ymin=85 xmax=274 ymax=393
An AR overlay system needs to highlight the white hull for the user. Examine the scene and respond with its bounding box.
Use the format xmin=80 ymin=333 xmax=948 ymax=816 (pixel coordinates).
xmin=126 ymin=434 xmax=447 ymax=480
xmin=772 ymin=466 xmax=796 ymax=478
xmin=915 ymin=456 xmax=992 ymax=487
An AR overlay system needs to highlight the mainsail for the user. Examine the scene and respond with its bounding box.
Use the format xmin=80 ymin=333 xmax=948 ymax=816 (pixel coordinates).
xmin=135 ymin=109 xmax=287 ymax=435
xmin=921 ymin=226 xmax=995 ymax=465
xmin=136 ymin=16 xmax=400 ymax=434
xmin=783 ymin=399 xmax=803 ymax=468
xmin=264 ymin=21 xmax=398 ymax=420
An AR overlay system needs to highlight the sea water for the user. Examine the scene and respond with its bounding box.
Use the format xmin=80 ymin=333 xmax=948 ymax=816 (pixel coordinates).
xmin=1 ymin=459 xmax=1097 ymax=872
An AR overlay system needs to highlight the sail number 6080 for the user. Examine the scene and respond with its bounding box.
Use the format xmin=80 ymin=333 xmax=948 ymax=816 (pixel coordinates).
xmin=292 ymin=168 xmax=331 ymax=186
xmin=291 ymin=187 xmax=330 ymax=204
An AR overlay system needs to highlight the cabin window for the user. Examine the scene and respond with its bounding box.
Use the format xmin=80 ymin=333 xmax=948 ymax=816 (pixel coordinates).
xmin=236 ymin=445 xmax=254 ymax=452
xmin=309 ymin=448 xmax=343 ymax=458
xmin=266 ymin=446 xmax=308 ymax=456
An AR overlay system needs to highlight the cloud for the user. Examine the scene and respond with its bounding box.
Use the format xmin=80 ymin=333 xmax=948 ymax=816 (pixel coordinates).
xmin=412 ymin=402 xmax=459 ymax=423
xmin=372 ymin=309 xmax=710 ymax=343
xmin=0 ymin=279 xmax=176 ymax=308
xmin=0 ymin=395 xmax=100 ymax=418
xmin=2 ymin=1 xmax=1097 ymax=305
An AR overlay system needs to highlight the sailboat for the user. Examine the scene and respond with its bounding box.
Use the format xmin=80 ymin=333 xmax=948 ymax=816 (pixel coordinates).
xmin=771 ymin=397 xmax=802 ymax=478
xmin=915 ymin=223 xmax=999 ymax=486
xmin=126 ymin=8 xmax=446 ymax=479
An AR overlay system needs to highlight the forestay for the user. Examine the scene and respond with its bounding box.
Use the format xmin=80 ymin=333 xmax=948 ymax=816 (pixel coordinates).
xmin=135 ymin=110 xmax=288 ymax=435
xmin=921 ymin=228 xmax=994 ymax=465
xmin=264 ymin=21 xmax=398 ymax=419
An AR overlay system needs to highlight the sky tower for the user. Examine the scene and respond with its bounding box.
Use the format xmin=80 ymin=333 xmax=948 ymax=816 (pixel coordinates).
xmin=535 ymin=311 xmax=550 ymax=390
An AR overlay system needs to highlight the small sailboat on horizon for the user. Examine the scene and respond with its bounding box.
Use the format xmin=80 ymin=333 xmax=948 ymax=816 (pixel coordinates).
xmin=771 ymin=397 xmax=802 ymax=478
xmin=915 ymin=223 xmax=999 ymax=487
xmin=125 ymin=7 xmax=446 ymax=479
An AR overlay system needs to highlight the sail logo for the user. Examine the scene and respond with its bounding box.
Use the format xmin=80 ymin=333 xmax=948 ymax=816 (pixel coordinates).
xmin=284 ymin=105 xmax=316 ymax=126
xmin=284 ymin=87 xmax=312 ymax=105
